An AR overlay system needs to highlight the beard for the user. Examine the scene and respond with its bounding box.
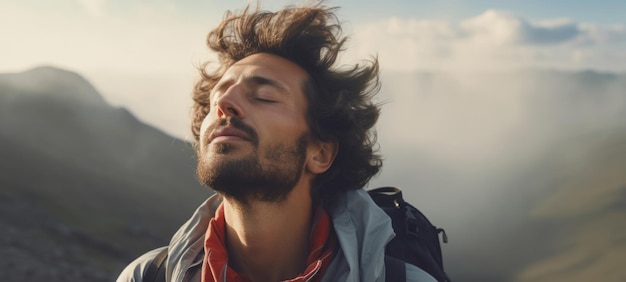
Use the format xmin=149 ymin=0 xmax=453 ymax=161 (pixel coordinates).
xmin=197 ymin=118 xmax=309 ymax=205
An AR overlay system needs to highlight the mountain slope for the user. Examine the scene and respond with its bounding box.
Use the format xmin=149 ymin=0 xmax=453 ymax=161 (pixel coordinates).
xmin=0 ymin=66 xmax=212 ymax=281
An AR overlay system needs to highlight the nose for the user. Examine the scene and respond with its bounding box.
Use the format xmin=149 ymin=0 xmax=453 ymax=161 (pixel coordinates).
xmin=214 ymin=83 xmax=245 ymax=118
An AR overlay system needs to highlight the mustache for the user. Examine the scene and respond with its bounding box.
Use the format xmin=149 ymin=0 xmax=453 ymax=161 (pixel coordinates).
xmin=205 ymin=117 xmax=259 ymax=146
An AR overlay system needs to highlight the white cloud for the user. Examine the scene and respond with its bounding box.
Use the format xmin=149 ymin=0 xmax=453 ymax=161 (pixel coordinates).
xmin=460 ymin=10 xmax=580 ymax=45
xmin=348 ymin=10 xmax=626 ymax=72
xmin=460 ymin=10 xmax=527 ymax=45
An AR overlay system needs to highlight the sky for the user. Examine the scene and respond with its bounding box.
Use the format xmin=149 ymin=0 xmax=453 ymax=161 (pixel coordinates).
xmin=2 ymin=0 xmax=625 ymax=140
xmin=3 ymin=0 xmax=626 ymax=74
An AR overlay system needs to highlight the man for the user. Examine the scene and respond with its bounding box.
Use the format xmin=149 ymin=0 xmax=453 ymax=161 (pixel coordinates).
xmin=118 ymin=3 xmax=436 ymax=282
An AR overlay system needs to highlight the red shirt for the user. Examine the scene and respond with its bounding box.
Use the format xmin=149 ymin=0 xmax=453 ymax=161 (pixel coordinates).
xmin=201 ymin=204 xmax=337 ymax=282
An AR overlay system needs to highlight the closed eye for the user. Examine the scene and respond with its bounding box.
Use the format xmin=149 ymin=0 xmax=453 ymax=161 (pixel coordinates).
xmin=254 ymin=97 xmax=276 ymax=103
xmin=252 ymin=84 xmax=281 ymax=103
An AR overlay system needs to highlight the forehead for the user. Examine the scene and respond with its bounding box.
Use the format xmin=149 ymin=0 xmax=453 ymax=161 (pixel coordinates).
xmin=223 ymin=53 xmax=310 ymax=88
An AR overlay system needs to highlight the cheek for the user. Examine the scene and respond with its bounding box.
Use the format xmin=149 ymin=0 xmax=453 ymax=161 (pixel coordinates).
xmin=269 ymin=118 xmax=310 ymax=144
xmin=199 ymin=114 xmax=214 ymax=145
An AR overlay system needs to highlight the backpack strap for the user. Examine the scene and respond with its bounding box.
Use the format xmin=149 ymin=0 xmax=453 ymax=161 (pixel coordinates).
xmin=143 ymin=247 xmax=168 ymax=282
xmin=369 ymin=186 xmax=450 ymax=282
xmin=384 ymin=255 xmax=406 ymax=282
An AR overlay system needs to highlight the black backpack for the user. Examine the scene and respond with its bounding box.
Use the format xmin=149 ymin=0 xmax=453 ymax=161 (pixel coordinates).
xmin=369 ymin=186 xmax=450 ymax=281
xmin=143 ymin=186 xmax=449 ymax=281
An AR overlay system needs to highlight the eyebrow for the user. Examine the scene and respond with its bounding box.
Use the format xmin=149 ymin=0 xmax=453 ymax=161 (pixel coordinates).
xmin=212 ymin=74 xmax=290 ymax=99
xmin=247 ymin=75 xmax=288 ymax=93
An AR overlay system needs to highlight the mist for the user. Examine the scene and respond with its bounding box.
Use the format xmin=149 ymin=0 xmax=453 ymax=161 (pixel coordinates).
xmin=368 ymin=69 xmax=626 ymax=281
xmin=80 ymin=66 xmax=626 ymax=281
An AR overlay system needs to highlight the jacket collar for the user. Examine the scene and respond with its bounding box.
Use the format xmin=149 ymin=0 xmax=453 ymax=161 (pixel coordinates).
xmin=323 ymin=189 xmax=395 ymax=281
xmin=164 ymin=189 xmax=394 ymax=282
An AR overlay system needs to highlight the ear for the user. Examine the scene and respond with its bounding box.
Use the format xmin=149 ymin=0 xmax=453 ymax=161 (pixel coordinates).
xmin=306 ymin=139 xmax=338 ymax=175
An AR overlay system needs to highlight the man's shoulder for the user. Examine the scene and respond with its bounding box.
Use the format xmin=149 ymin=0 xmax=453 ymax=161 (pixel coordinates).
xmin=116 ymin=247 xmax=167 ymax=282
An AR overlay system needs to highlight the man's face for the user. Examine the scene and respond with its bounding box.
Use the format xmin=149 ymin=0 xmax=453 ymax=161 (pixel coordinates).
xmin=196 ymin=53 xmax=312 ymax=204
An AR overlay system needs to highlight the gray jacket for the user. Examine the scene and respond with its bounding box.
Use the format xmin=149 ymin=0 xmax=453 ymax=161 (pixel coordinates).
xmin=117 ymin=189 xmax=436 ymax=281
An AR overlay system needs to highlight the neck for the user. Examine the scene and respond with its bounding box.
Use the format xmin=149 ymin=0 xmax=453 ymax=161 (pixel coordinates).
xmin=222 ymin=181 xmax=314 ymax=282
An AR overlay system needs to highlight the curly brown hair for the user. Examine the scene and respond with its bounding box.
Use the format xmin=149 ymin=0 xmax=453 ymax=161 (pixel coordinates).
xmin=191 ymin=3 xmax=382 ymax=201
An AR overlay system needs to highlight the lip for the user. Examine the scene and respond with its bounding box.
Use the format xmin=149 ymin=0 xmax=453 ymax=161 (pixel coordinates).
xmin=208 ymin=127 xmax=250 ymax=144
